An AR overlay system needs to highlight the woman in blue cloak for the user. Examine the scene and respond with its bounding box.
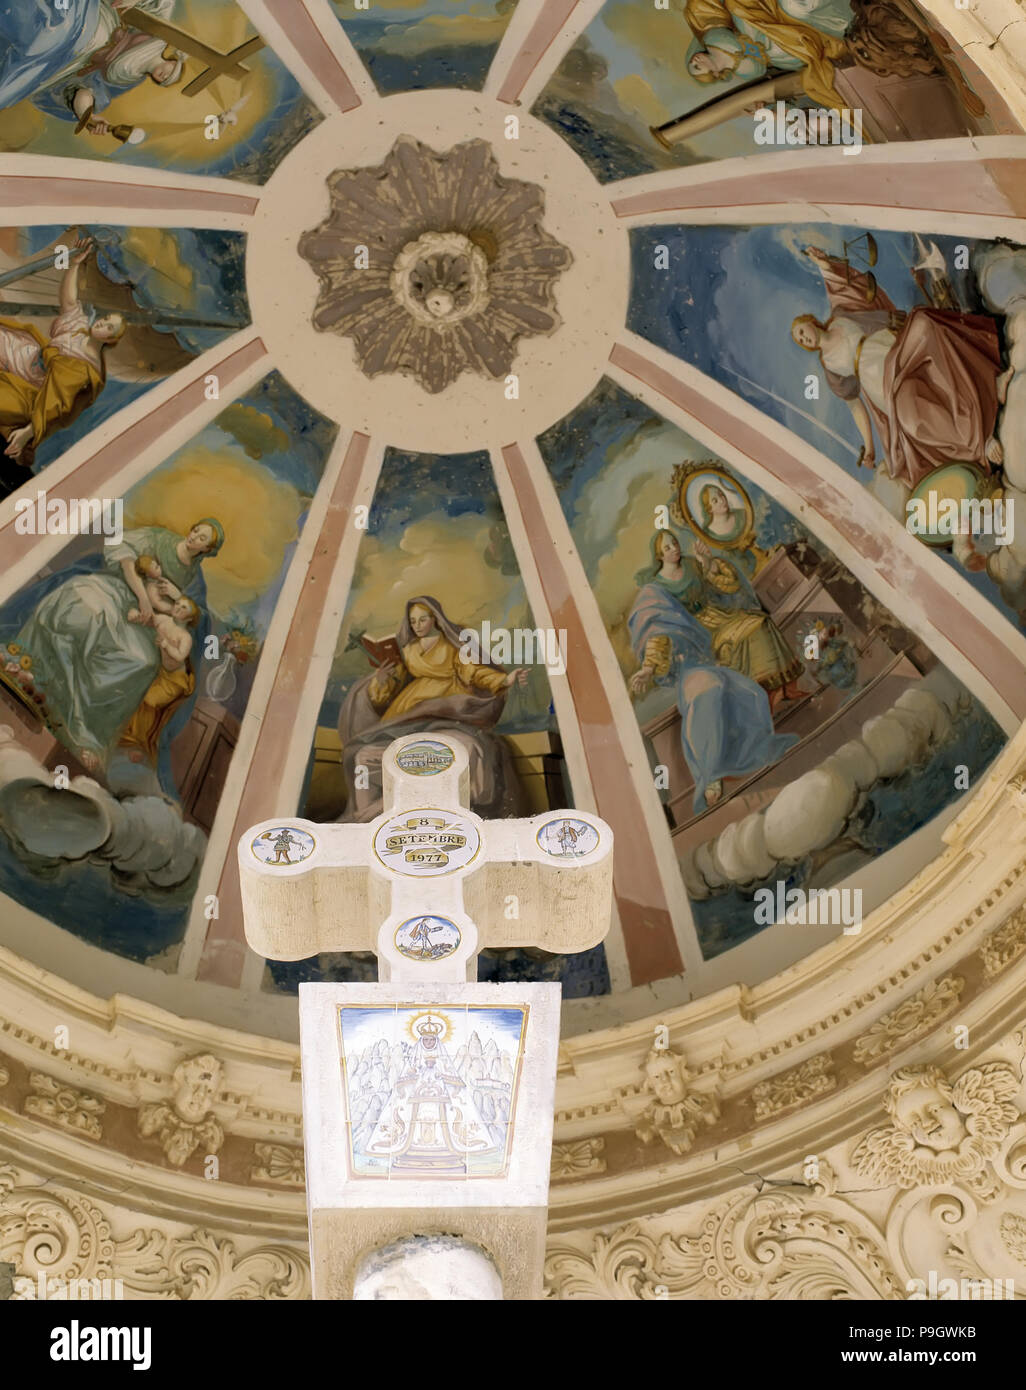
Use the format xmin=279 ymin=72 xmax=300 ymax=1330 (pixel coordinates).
xmin=628 ymin=529 xmax=798 ymax=812
xmin=0 ymin=0 xmax=181 ymax=121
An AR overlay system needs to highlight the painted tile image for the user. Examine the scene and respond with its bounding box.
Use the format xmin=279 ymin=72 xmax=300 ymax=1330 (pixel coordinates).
xmin=338 ymin=1002 xmax=527 ymax=1177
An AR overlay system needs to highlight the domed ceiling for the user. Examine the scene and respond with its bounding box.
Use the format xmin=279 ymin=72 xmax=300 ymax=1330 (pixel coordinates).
xmin=0 ymin=0 xmax=1022 ymax=1043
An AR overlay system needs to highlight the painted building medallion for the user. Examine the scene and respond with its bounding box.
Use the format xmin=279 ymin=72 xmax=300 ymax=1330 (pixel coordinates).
xmin=394 ymin=740 xmax=456 ymax=776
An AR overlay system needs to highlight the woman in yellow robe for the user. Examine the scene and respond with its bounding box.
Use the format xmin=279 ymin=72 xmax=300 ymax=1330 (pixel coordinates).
xmin=370 ymin=600 xmax=526 ymax=720
xmin=339 ymin=595 xmax=529 ymax=822
xmin=0 ymin=238 xmax=123 ymax=482
xmin=685 ymin=0 xmax=849 ymax=109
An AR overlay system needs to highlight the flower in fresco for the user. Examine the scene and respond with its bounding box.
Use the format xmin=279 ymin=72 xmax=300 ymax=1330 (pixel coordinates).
xmin=298 ymin=136 xmax=572 ymax=394
xmin=223 ymin=616 xmax=260 ymax=665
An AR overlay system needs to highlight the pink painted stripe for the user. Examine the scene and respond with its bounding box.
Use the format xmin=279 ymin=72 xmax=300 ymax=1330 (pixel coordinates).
xmin=1 ymin=335 xmax=268 ymax=566
xmin=501 ymin=443 xmax=684 ymax=987
xmin=262 ymin=0 xmax=362 ymax=113
xmin=495 ymin=0 xmax=580 ymax=104
xmin=0 ymin=174 xmax=258 ymax=218
xmin=197 ymin=431 xmax=371 ymax=988
xmin=610 ymin=156 xmax=1016 ymax=221
xmin=610 ymin=340 xmax=1026 ymax=720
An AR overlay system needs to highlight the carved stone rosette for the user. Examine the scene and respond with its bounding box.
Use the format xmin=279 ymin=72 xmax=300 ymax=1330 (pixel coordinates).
xmin=251 ymin=1143 xmax=305 ymax=1188
xmin=24 ymin=1073 xmax=105 ymax=1141
xmin=551 ymin=1138 xmax=606 ymax=1180
xmin=298 ymin=136 xmax=572 ymax=394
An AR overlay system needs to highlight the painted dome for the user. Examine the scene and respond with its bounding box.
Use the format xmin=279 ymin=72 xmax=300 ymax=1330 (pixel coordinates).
xmin=0 ymin=0 xmax=1024 ymax=1305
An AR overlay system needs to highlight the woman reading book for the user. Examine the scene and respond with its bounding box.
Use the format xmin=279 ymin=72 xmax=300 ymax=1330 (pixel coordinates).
xmin=338 ymin=595 xmax=528 ymax=822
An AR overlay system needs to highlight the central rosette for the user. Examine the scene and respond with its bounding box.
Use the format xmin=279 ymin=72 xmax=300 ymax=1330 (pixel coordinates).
xmin=391 ymin=230 xmax=490 ymax=327
xmin=298 ymin=136 xmax=572 ymax=395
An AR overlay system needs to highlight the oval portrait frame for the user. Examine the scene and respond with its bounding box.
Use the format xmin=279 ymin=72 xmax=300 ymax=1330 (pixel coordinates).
xmin=677 ymin=462 xmax=755 ymax=553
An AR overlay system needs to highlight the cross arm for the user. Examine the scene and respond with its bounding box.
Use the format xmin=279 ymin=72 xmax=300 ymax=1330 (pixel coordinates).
xmin=466 ymin=814 xmax=614 ymax=954
xmin=239 ymin=819 xmax=382 ymax=961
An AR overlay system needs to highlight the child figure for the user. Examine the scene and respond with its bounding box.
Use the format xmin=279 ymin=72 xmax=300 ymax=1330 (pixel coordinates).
xmin=126 ymin=554 xmax=168 ymax=624
xmin=152 ymin=595 xmax=199 ymax=671
xmin=119 ymin=556 xmax=201 ymax=765
xmin=126 ymin=553 xmax=198 ymax=665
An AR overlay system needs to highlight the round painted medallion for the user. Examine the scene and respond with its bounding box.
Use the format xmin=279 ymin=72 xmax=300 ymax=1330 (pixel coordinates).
xmin=251 ymin=826 xmax=316 ymax=866
xmin=537 ymin=816 xmax=599 ymax=859
xmin=394 ymin=915 xmax=462 ymax=962
xmin=373 ymin=808 xmax=481 ymax=877
xmin=395 ymin=740 xmax=456 ymax=776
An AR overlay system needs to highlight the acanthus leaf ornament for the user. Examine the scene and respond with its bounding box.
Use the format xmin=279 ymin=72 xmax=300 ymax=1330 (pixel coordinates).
xmin=0 ymin=1165 xmax=309 ymax=1300
xmin=544 ymin=1186 xmax=902 ymax=1300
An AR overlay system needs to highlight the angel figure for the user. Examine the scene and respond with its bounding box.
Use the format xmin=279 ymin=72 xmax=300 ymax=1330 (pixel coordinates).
xmin=632 ymin=1047 xmax=721 ymax=1156
xmin=851 ymin=1061 xmax=1021 ymax=1203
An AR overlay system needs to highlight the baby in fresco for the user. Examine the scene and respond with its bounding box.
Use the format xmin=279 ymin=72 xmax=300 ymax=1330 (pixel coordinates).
xmin=126 ymin=555 xmax=200 ymax=669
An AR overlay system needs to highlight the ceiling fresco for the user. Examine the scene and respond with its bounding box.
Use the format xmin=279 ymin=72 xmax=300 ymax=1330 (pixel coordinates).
xmin=0 ymin=0 xmax=320 ymax=181
xmin=538 ymin=377 xmax=1004 ymax=958
xmin=331 ymin=0 xmax=521 ymax=94
xmin=0 ymin=372 xmax=337 ymax=964
xmin=531 ymin=0 xmax=1016 ymax=180
xmin=0 ymin=223 xmax=247 ymax=493
xmin=629 ymin=224 xmax=1026 ymax=626
xmin=0 ymin=0 xmax=1021 ymax=1034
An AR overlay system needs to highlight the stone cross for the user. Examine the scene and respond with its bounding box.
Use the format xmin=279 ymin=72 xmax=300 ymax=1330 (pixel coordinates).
xmin=238 ymin=732 xmax=612 ymax=983
xmin=237 ymin=732 xmax=613 ymax=1301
